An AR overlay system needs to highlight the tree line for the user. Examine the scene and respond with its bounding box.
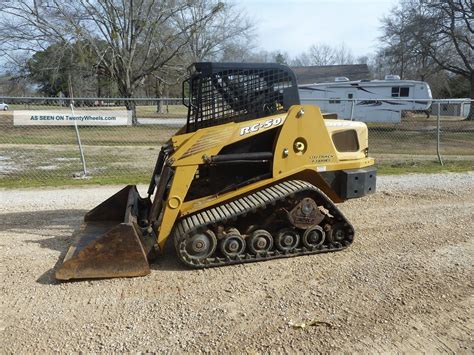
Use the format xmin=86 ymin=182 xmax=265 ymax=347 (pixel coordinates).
xmin=377 ymin=0 xmax=472 ymax=116
xmin=0 ymin=0 xmax=471 ymax=119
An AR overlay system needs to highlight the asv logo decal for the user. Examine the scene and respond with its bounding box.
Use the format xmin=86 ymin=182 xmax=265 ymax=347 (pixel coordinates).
xmin=239 ymin=117 xmax=284 ymax=136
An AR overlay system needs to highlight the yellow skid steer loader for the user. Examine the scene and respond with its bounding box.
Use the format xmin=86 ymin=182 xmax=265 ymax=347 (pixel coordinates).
xmin=55 ymin=62 xmax=376 ymax=280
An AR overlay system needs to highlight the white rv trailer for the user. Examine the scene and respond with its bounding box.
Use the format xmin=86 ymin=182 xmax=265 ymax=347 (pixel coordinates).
xmin=298 ymin=75 xmax=432 ymax=123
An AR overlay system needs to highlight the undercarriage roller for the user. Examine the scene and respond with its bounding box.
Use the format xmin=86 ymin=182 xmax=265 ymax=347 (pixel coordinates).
xmin=327 ymin=222 xmax=349 ymax=246
xmin=248 ymin=229 xmax=273 ymax=254
xmin=302 ymin=225 xmax=326 ymax=248
xmin=184 ymin=229 xmax=217 ymax=260
xmin=275 ymin=228 xmax=300 ymax=252
xmin=220 ymin=229 xmax=246 ymax=257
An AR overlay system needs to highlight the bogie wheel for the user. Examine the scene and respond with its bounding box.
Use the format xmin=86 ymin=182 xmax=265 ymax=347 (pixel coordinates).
xmin=220 ymin=233 xmax=246 ymax=258
xmin=184 ymin=229 xmax=217 ymax=260
xmin=275 ymin=228 xmax=300 ymax=252
xmin=248 ymin=229 xmax=273 ymax=255
xmin=302 ymin=225 xmax=326 ymax=248
xmin=327 ymin=222 xmax=348 ymax=245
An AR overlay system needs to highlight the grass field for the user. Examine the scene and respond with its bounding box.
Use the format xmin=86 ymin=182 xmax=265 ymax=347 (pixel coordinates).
xmin=1 ymin=108 xmax=473 ymax=188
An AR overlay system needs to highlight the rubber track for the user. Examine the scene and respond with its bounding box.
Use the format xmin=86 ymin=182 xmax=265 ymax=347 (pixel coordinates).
xmin=173 ymin=180 xmax=354 ymax=268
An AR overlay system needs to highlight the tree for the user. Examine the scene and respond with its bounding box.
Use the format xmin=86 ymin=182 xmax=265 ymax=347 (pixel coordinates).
xmin=0 ymin=0 xmax=228 ymax=123
xmin=291 ymin=52 xmax=312 ymax=67
xmin=307 ymin=44 xmax=335 ymax=66
xmin=356 ymin=55 xmax=370 ymax=65
xmin=182 ymin=0 xmax=254 ymax=62
xmin=426 ymin=0 xmax=473 ymax=119
xmin=380 ymin=3 xmax=414 ymax=79
xmin=292 ymin=43 xmax=356 ymax=67
xmin=380 ymin=0 xmax=473 ymax=119
xmin=0 ymin=73 xmax=34 ymax=96
xmin=438 ymin=74 xmax=470 ymax=98
xmin=26 ymin=41 xmax=99 ymax=97
xmin=152 ymin=0 xmax=254 ymax=112
xmin=274 ymin=52 xmax=287 ymax=64
xmin=332 ymin=43 xmax=355 ymax=65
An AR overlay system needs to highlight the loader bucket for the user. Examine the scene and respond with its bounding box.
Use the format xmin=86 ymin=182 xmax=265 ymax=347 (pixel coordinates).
xmin=55 ymin=185 xmax=152 ymax=281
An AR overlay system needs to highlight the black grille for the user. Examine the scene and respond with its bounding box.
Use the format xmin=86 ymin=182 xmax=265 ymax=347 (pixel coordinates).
xmin=184 ymin=62 xmax=300 ymax=133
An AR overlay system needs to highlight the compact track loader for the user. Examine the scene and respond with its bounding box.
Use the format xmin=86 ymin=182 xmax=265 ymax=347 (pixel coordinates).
xmin=55 ymin=62 xmax=376 ymax=280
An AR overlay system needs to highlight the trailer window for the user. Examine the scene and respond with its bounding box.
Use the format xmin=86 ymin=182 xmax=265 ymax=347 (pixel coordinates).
xmin=391 ymin=87 xmax=410 ymax=97
xmin=329 ymin=98 xmax=341 ymax=104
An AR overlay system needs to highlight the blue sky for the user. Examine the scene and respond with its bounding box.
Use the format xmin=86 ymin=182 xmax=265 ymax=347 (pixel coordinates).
xmin=238 ymin=0 xmax=397 ymax=57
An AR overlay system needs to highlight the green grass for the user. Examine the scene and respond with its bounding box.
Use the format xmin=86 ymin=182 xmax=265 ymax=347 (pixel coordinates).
xmin=369 ymin=128 xmax=474 ymax=155
xmin=376 ymin=159 xmax=473 ymax=175
xmin=0 ymin=125 xmax=176 ymax=145
xmin=0 ymin=107 xmax=180 ymax=145
xmin=0 ymin=173 xmax=151 ymax=189
xmin=0 ymin=144 xmax=159 ymax=188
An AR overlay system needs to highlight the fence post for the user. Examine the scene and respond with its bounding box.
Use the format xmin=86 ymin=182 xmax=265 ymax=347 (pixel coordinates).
xmin=436 ymin=101 xmax=444 ymax=166
xmin=70 ymin=102 xmax=88 ymax=177
xmin=350 ymin=99 xmax=355 ymax=121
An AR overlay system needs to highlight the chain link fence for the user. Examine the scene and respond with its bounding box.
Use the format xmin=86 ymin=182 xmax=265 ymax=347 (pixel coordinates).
xmin=367 ymin=99 xmax=473 ymax=171
xmin=0 ymin=97 xmax=472 ymax=187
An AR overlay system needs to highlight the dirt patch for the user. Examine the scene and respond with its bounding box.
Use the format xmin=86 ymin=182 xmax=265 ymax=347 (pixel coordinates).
xmin=0 ymin=173 xmax=473 ymax=353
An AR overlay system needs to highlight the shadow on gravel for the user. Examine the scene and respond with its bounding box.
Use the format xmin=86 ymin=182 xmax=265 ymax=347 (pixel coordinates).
xmin=0 ymin=209 xmax=86 ymax=233
xmin=29 ymin=234 xmax=73 ymax=283
xmin=36 ymin=263 xmax=62 ymax=285
xmin=2 ymin=209 xmax=190 ymax=283
xmin=149 ymin=238 xmax=189 ymax=273
xmin=0 ymin=209 xmax=86 ymax=285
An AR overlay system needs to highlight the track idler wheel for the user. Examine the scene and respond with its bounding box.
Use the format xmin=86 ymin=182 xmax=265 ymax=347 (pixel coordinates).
xmin=220 ymin=230 xmax=246 ymax=258
xmin=248 ymin=229 xmax=273 ymax=255
xmin=185 ymin=229 xmax=217 ymax=260
xmin=302 ymin=225 xmax=325 ymax=248
xmin=275 ymin=228 xmax=300 ymax=253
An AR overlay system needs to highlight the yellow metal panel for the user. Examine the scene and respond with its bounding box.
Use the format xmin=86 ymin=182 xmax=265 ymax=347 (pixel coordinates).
xmin=273 ymin=105 xmax=338 ymax=177
xmin=156 ymin=165 xmax=197 ymax=248
xmin=324 ymin=119 xmax=368 ymax=161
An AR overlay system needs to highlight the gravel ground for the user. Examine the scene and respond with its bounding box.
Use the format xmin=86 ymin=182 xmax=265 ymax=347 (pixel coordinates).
xmin=1 ymin=172 xmax=473 ymax=353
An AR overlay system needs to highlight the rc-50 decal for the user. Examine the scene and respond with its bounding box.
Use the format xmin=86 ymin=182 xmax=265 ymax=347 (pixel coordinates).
xmin=239 ymin=117 xmax=284 ymax=136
